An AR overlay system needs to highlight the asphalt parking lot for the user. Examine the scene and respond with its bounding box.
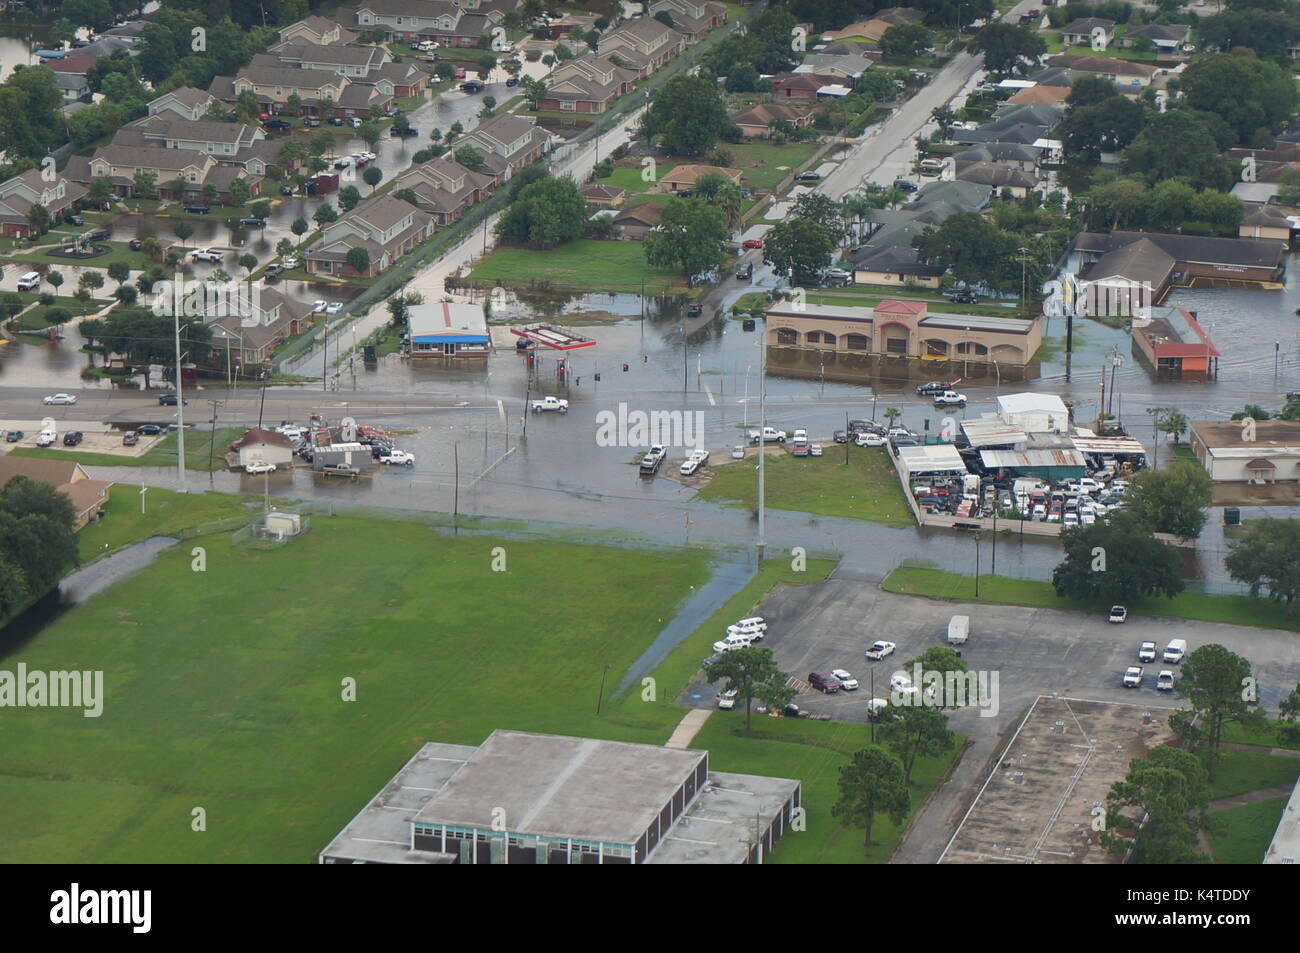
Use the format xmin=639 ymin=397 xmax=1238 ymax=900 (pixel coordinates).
xmin=683 ymin=577 xmax=1300 ymax=862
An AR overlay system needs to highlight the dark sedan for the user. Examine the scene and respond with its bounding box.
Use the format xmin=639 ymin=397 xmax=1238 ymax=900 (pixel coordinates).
xmin=158 ymin=395 xmax=189 ymax=406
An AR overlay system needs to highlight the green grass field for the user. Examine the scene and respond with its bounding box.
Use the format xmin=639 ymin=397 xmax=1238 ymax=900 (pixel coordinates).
xmin=881 ymin=567 xmax=1300 ymax=633
xmin=726 ymin=141 xmax=821 ymax=191
xmin=469 ymin=238 xmax=685 ymax=294
xmin=695 ymin=448 xmax=913 ymax=528
xmin=1222 ymin=719 xmax=1300 ymax=751
xmin=1205 ymin=798 xmax=1289 ymax=864
xmin=76 ymin=488 xmax=255 ymax=561
xmin=2 ymin=241 xmax=150 ymax=272
xmin=0 ymin=517 xmax=716 ymax=862
xmin=1204 ymin=750 xmax=1300 ymax=801
xmin=10 ymin=428 xmax=243 ymax=477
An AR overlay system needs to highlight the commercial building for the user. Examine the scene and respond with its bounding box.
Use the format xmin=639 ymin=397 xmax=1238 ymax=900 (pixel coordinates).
xmin=320 ymin=730 xmax=801 ymax=864
xmin=896 ymin=444 xmax=967 ymax=480
xmin=232 ymin=428 xmax=295 ymax=469
xmin=1073 ymin=231 xmax=1287 ymax=288
xmin=1131 ymin=307 xmax=1221 ymax=378
xmin=1188 ymin=420 xmax=1300 ymax=484
xmin=407 ymin=301 xmax=489 ymax=358
xmin=765 ymin=299 xmax=1042 ymax=367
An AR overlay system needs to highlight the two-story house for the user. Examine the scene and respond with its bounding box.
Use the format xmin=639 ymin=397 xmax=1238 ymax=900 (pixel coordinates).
xmin=0 ymin=168 xmax=87 ymax=237
xmin=271 ymin=15 xmax=360 ymax=50
xmin=69 ymin=143 xmax=261 ymax=203
xmin=272 ymin=42 xmax=391 ymax=78
xmin=147 ymin=86 xmax=219 ymax=121
xmin=113 ymin=116 xmax=283 ymax=179
xmin=306 ymin=194 xmax=435 ymax=277
xmin=601 ymin=17 xmax=686 ymax=72
xmin=353 ymin=0 xmax=505 ymax=45
xmin=209 ymin=287 xmax=316 ymax=368
xmin=648 ymin=0 xmax=727 ymax=42
xmin=210 ymin=65 xmax=389 ymax=119
xmin=537 ymin=53 xmax=640 ymax=113
xmin=458 ymin=114 xmax=556 ymax=184
xmin=391 ymin=155 xmax=497 ymax=225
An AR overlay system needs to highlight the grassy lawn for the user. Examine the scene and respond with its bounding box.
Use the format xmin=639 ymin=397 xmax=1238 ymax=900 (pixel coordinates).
xmin=1222 ymin=719 xmax=1300 ymax=751
xmin=469 ymin=238 xmax=685 ymax=294
xmin=1205 ymin=749 xmax=1300 ymax=801
xmin=695 ymin=448 xmax=914 ymax=528
xmin=1205 ymin=798 xmax=1289 ymax=864
xmin=76 ymin=488 xmax=255 ymax=561
xmin=596 ymin=165 xmax=660 ymax=195
xmin=0 ymin=517 xmax=717 ymax=862
xmin=9 ymin=428 xmax=244 ymax=476
xmin=10 ymin=296 xmax=113 ymax=329
xmin=2 ymin=241 xmax=151 ymax=272
xmin=881 ymin=567 xmax=1300 ymax=634
xmin=727 ymin=141 xmax=821 ymax=191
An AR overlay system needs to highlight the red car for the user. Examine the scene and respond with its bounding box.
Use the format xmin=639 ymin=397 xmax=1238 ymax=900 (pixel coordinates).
xmin=742 ymin=239 xmax=762 ymax=249
xmin=454 ymin=66 xmax=466 ymax=79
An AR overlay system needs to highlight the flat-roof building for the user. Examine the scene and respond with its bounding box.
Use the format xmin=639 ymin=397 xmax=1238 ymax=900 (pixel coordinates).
xmin=1131 ymin=307 xmax=1221 ymax=378
xmin=321 ymin=730 xmax=801 ymax=864
xmin=1188 ymin=420 xmax=1300 ymax=484
xmin=407 ymin=301 xmax=489 ymax=358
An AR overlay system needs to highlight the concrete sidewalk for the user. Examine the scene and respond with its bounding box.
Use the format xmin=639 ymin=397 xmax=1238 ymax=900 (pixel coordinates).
xmin=665 ymin=708 xmax=711 ymax=749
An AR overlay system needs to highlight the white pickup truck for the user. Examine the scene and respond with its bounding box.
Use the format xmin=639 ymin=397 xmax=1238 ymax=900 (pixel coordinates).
xmin=748 ymin=426 xmax=787 ymax=444
xmin=530 ymin=396 xmax=569 ymax=413
xmin=640 ymin=445 xmax=667 ymax=473
xmin=933 ymin=390 xmax=967 ymax=408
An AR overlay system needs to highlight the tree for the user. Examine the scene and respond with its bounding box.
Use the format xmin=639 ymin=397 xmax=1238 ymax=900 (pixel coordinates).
xmin=692 ymin=172 xmax=744 ymax=227
xmin=78 ymin=271 xmax=104 ymax=294
xmin=495 ymin=175 xmax=588 ymax=249
xmin=1101 ymin=746 xmax=1209 ymax=864
xmin=913 ymin=212 xmax=1020 ymax=292
xmin=1052 ymin=513 xmax=1186 ymax=602
xmin=763 ymin=218 xmax=837 ymax=286
xmin=1059 ymin=95 xmax=1145 ymax=165
xmin=173 ymin=221 xmax=195 ymax=247
xmin=338 ymin=184 xmax=362 ymax=211
xmin=1180 ymin=53 xmax=1297 ymax=146
xmin=477 ymin=53 xmax=498 ymax=80
xmin=1122 ymin=111 xmax=1233 ymax=192
xmin=362 ymin=165 xmax=383 ymax=192
xmin=643 ymin=198 xmax=728 ymax=281
xmin=107 ymin=261 xmax=131 ymax=286
xmin=1225 ymin=519 xmax=1300 ymax=613
xmin=357 ymin=121 xmax=383 ymax=151
xmin=1126 ymin=461 xmax=1212 ymax=540
xmin=968 ymin=24 xmax=1046 ymax=76
xmin=881 ymin=23 xmax=933 ymax=57
xmin=237 ymin=254 xmax=257 ymax=275
xmin=1177 ymin=644 xmax=1266 ymax=759
xmin=640 ymin=74 xmax=732 ymax=156
xmin=313 ymin=203 xmax=338 ymax=227
xmin=654 ymin=9 xmax=675 ymax=27
xmin=291 ymin=217 xmax=309 ymax=238
xmin=88 ymin=177 xmax=114 ymax=206
xmin=703 ymin=645 xmax=795 ymax=734
xmin=46 ymin=271 xmax=64 ymax=293
xmin=1279 ymin=682 xmax=1300 ymax=747
xmin=345 ymin=247 xmax=371 ymax=275
xmin=832 ymin=746 xmax=911 ymax=847
xmin=131 ymin=170 xmax=158 ymax=199
xmin=877 ymin=704 xmax=954 ymax=785
xmin=228 ymin=179 xmax=251 ymax=208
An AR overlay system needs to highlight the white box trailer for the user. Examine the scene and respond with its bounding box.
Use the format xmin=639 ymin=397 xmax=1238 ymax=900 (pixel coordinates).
xmin=947 ymin=615 xmax=970 ymax=645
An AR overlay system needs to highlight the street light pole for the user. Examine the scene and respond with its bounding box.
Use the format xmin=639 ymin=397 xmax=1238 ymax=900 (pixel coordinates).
xmin=173 ymin=311 xmax=187 ymax=493
xmin=758 ymin=320 xmax=767 ymax=562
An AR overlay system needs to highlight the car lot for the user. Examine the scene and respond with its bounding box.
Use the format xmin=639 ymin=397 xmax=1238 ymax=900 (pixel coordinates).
xmin=682 ymin=577 xmax=1300 ymax=861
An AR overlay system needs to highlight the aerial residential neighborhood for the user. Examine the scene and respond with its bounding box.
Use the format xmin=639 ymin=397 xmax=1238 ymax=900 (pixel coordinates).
xmin=0 ymin=0 xmax=1297 ymax=902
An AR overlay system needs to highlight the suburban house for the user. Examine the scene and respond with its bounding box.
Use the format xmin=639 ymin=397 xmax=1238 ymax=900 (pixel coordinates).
xmin=601 ymin=17 xmax=686 ymax=72
xmin=458 ymin=114 xmax=555 ymax=184
xmin=793 ymin=52 xmax=873 ymax=80
xmin=71 ymin=145 xmax=262 ymax=202
xmin=1005 ymin=84 xmax=1070 ymax=107
xmin=209 ymin=287 xmax=316 ymax=368
xmin=537 ymin=53 xmax=640 ymax=113
xmin=1188 ymin=420 xmax=1300 ymax=485
xmin=210 ymin=65 xmax=391 ymax=119
xmin=613 ymin=201 xmax=663 ymax=240
xmin=770 ymin=73 xmax=846 ymax=99
xmin=0 ymin=168 xmax=87 ymax=238
xmin=1239 ymin=203 xmax=1294 ymax=243
xmin=537 ymin=13 xmax=598 ymax=41
xmin=1044 ymin=54 xmax=1158 ymax=87
xmin=391 ymin=154 xmax=496 ymax=225
xmin=269 ymin=42 xmax=390 ymax=78
xmin=232 ymin=428 xmax=295 ymax=469
xmin=659 ymin=164 xmax=743 ymax=193
xmin=649 ymin=0 xmax=726 ymax=41
xmin=0 ymin=458 xmax=111 ymax=530
xmin=1059 ymin=17 xmax=1115 ymax=47
xmin=849 ymin=244 xmax=945 ymax=289
xmin=580 ymin=184 xmax=625 ymax=208
xmin=764 ymin=298 xmax=1043 ymax=367
xmin=729 ymin=103 xmax=813 ymax=138
xmin=306 ymin=194 xmax=435 ymax=277
xmin=1131 ymin=306 xmax=1221 ymax=378
xmin=1081 ymin=236 xmax=1177 ymax=303
xmin=109 ymin=116 xmax=282 ymax=179
xmin=271 ymin=15 xmax=360 ymax=49
xmin=353 ymin=0 xmax=507 ymax=45
xmin=51 ymin=70 xmax=92 ymax=104
xmin=1120 ymin=23 xmax=1189 ymax=52
xmin=953 ymin=142 xmax=1040 ymax=173
xmin=955 ymin=162 xmax=1038 ymax=197
xmin=407 ymin=301 xmax=489 ymax=358
xmin=147 ymin=86 xmax=218 ymax=121
xmin=822 ymin=7 xmax=925 ymax=42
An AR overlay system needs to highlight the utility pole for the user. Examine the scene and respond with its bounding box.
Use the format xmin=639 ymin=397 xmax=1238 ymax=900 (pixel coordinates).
xmin=453 ymin=442 xmax=459 ymax=536
xmin=757 ymin=321 xmax=767 ymax=562
xmin=173 ymin=311 xmax=187 ymax=493
xmin=973 ymin=532 xmax=981 ymax=598
xmin=681 ymin=305 xmax=688 ymax=394
xmin=206 ymin=399 xmax=223 ymax=482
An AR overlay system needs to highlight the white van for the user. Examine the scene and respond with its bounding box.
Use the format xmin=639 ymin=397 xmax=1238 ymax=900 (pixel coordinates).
xmin=1163 ymin=639 xmax=1188 ymax=664
xmin=947 ymin=615 xmax=969 ymax=645
xmin=16 ymin=271 xmax=41 ymax=291
xmin=35 ymin=429 xmax=57 ymax=447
